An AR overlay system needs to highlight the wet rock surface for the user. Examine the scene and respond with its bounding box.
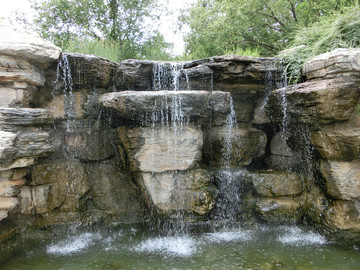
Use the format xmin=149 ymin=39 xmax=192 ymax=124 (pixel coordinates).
xmin=1 ymin=22 xmax=360 ymax=244
xmin=266 ymin=77 xmax=360 ymax=126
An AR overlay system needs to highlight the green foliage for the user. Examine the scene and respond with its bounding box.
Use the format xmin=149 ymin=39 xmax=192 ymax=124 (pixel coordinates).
xmin=180 ymin=0 xmax=360 ymax=59
xmin=29 ymin=0 xmax=172 ymax=60
xmin=64 ymin=39 xmax=121 ymax=62
xmin=64 ymin=32 xmax=173 ymax=62
xmin=279 ymin=6 xmax=360 ymax=84
xmin=223 ymin=47 xmax=262 ymax=57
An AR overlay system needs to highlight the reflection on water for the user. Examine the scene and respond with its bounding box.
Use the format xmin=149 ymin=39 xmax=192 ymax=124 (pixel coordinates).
xmin=2 ymin=225 xmax=360 ymax=269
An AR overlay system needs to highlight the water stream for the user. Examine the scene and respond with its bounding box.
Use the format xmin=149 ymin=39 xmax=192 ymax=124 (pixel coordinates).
xmin=2 ymin=60 xmax=359 ymax=269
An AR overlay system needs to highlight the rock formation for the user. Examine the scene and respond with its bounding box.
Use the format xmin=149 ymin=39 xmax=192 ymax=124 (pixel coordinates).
xmin=0 ymin=21 xmax=359 ymax=244
xmin=265 ymin=48 xmax=360 ymax=242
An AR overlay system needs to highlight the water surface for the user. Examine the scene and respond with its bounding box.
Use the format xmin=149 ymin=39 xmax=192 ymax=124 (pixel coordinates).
xmin=2 ymin=225 xmax=359 ymax=270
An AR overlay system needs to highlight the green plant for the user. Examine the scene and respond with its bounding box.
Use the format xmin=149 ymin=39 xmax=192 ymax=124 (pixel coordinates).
xmin=278 ymin=6 xmax=360 ymax=84
xmin=224 ymin=47 xmax=262 ymax=57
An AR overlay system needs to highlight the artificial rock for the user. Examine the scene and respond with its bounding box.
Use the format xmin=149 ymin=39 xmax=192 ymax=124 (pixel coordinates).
xmin=1 ymin=21 xmax=360 ymax=244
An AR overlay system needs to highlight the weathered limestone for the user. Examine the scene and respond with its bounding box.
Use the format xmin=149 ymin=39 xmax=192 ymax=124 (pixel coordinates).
xmin=116 ymin=124 xmax=215 ymax=216
xmin=266 ymin=77 xmax=360 ymax=126
xmin=303 ymin=48 xmax=360 ymax=80
xmin=0 ymin=107 xmax=54 ymax=126
xmin=324 ymin=200 xmax=360 ymax=232
xmin=64 ymin=120 xmax=115 ymax=161
xmin=0 ymin=21 xmax=61 ymax=109
xmin=65 ymin=53 xmax=283 ymax=124
xmin=84 ymin=160 xmax=146 ymax=223
xmin=0 ymin=109 xmax=54 ymax=171
xmin=0 ymin=55 xmax=45 ymax=86
xmin=320 ymin=160 xmax=360 ymax=201
xmin=203 ymin=125 xmax=267 ymax=166
xmin=255 ymin=197 xmax=304 ymax=223
xmin=311 ymin=115 xmax=360 ymax=160
xmin=239 ymin=171 xmax=304 ymax=223
xmin=0 ymin=21 xmax=61 ymax=64
xmin=137 ymin=170 xmax=217 ymax=215
xmin=55 ymin=53 xmax=119 ymax=91
xmin=1 ymin=20 xmax=360 ymax=245
xmin=251 ymin=172 xmax=303 ymax=197
xmin=118 ymin=125 xmax=203 ymax=173
xmin=100 ymin=90 xmax=231 ymax=125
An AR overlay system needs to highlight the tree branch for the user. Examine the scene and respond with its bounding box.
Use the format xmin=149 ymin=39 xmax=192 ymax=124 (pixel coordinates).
xmin=263 ymin=3 xmax=287 ymax=28
xmin=231 ymin=36 xmax=277 ymax=54
xmin=287 ymin=0 xmax=298 ymax=22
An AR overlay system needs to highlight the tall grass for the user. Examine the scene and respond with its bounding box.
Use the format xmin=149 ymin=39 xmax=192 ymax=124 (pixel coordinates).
xmin=278 ymin=6 xmax=360 ymax=84
xmin=64 ymin=37 xmax=174 ymax=62
xmin=64 ymin=39 xmax=121 ymax=62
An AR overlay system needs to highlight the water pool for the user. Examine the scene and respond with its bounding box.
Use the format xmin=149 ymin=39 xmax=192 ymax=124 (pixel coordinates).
xmin=2 ymin=225 xmax=359 ymax=270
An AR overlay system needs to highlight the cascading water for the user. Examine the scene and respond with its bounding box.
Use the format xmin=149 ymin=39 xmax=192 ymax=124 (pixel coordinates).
xmin=211 ymin=97 xmax=247 ymax=225
xmin=3 ymin=57 xmax=360 ymax=269
xmin=55 ymin=54 xmax=76 ymax=132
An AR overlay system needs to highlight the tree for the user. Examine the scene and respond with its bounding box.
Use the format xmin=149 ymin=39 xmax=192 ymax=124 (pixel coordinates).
xmin=30 ymin=0 xmax=171 ymax=60
xmin=179 ymin=0 xmax=360 ymax=58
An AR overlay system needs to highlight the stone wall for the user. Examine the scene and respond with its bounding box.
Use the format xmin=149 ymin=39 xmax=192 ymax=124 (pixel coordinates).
xmin=265 ymin=48 xmax=360 ymax=242
xmin=1 ymin=21 xmax=360 ymax=244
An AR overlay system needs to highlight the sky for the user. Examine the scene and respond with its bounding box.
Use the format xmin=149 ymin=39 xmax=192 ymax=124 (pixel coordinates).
xmin=0 ymin=0 xmax=196 ymax=55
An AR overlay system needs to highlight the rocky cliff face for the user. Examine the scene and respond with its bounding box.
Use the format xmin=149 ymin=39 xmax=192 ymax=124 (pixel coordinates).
xmin=1 ymin=22 xmax=359 ymax=243
xmin=265 ymin=48 xmax=360 ymax=242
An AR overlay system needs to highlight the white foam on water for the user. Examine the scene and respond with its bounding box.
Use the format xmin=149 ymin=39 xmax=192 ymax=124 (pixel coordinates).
xmin=135 ymin=236 xmax=196 ymax=257
xmin=47 ymin=232 xmax=101 ymax=255
xmin=206 ymin=230 xmax=252 ymax=243
xmin=278 ymin=226 xmax=327 ymax=246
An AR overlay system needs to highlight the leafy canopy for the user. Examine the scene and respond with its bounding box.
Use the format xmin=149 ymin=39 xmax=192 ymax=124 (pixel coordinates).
xmin=279 ymin=6 xmax=360 ymax=84
xmin=180 ymin=0 xmax=360 ymax=58
xmin=30 ymin=0 xmax=172 ymax=61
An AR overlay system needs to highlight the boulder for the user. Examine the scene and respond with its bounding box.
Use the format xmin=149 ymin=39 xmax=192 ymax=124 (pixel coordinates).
xmin=19 ymin=186 xmax=32 ymax=215
xmin=0 ymin=107 xmax=53 ymax=126
xmin=0 ymin=179 xmax=25 ymax=197
xmin=320 ymin=160 xmax=360 ymax=201
xmin=182 ymin=55 xmax=281 ymax=89
xmin=311 ymin=115 xmax=360 ymax=160
xmin=270 ymin=133 xmax=293 ymax=157
xmin=303 ymin=48 xmax=360 ymax=80
xmin=30 ymin=162 xmax=90 ymax=213
xmin=100 ymin=90 xmax=231 ymax=125
xmin=0 ymin=196 xmax=18 ymax=221
xmin=0 ymin=130 xmax=54 ymax=170
xmin=0 ymin=20 xmax=61 ymax=65
xmin=0 ymin=87 xmax=29 ymax=108
xmin=266 ymin=77 xmax=360 ymax=125
xmin=84 ymin=160 xmax=146 ymax=222
xmin=255 ymin=196 xmax=304 ymax=223
xmin=0 ymin=158 xmax=35 ymax=171
xmin=203 ymin=125 xmax=267 ymax=166
xmin=250 ymin=171 xmax=303 ymax=197
xmin=57 ymin=53 xmax=119 ymax=91
xmin=118 ymin=125 xmax=203 ymax=173
xmin=137 ymin=169 xmax=217 ymax=216
xmin=64 ymin=120 xmax=115 ymax=161
xmin=0 ymin=131 xmax=16 ymax=159
xmin=0 ymin=55 xmax=45 ymax=86
xmin=324 ymin=200 xmax=360 ymax=234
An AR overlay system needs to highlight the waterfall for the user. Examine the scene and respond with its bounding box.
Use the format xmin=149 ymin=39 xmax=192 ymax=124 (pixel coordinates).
xmin=152 ymin=62 xmax=192 ymax=91
xmin=55 ymin=54 xmax=76 ymax=132
xmin=211 ymin=97 xmax=245 ymax=224
xmin=153 ymin=62 xmax=184 ymax=91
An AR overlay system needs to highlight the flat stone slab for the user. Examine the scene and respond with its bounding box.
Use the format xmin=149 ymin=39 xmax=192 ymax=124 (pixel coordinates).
xmin=0 ymin=20 xmax=61 ymax=64
xmin=0 ymin=107 xmax=53 ymax=126
xmin=303 ymin=48 xmax=360 ymax=80
xmin=266 ymin=77 xmax=359 ymax=125
xmin=100 ymin=90 xmax=231 ymax=123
